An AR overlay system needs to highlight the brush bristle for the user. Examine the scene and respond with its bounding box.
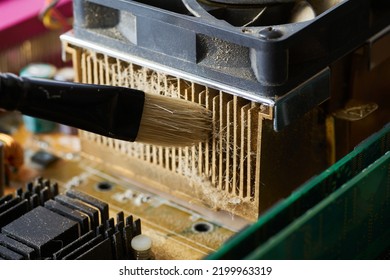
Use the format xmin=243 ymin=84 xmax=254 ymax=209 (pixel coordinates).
xmin=136 ymin=93 xmax=212 ymax=147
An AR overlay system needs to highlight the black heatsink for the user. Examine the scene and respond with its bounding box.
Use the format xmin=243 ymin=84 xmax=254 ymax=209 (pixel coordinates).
xmin=0 ymin=179 xmax=141 ymax=260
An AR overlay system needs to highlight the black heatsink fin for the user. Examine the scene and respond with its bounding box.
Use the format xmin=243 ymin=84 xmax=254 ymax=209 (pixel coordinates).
xmin=0 ymin=178 xmax=143 ymax=260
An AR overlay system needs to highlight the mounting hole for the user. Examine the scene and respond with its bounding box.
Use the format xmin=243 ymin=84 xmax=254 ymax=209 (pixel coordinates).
xmin=96 ymin=181 xmax=113 ymax=192
xmin=192 ymin=222 xmax=214 ymax=233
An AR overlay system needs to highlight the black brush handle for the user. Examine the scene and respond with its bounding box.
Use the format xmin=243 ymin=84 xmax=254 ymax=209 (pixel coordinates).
xmin=0 ymin=73 xmax=145 ymax=141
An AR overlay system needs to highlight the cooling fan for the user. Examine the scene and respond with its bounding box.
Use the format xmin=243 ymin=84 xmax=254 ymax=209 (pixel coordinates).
xmin=184 ymin=0 xmax=321 ymax=26
xmin=128 ymin=0 xmax=333 ymax=26
xmin=70 ymin=0 xmax=389 ymax=130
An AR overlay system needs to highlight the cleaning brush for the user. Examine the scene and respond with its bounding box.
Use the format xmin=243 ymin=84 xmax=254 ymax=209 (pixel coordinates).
xmin=0 ymin=73 xmax=212 ymax=147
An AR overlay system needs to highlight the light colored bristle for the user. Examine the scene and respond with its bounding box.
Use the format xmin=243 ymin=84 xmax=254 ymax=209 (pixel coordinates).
xmin=136 ymin=93 xmax=213 ymax=147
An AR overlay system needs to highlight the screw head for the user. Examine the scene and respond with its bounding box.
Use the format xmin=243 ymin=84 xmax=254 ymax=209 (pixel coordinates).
xmin=259 ymin=27 xmax=283 ymax=39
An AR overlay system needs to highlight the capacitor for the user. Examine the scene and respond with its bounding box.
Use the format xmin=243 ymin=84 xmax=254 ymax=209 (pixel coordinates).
xmin=53 ymin=67 xmax=75 ymax=82
xmin=0 ymin=133 xmax=24 ymax=188
xmin=0 ymin=133 xmax=24 ymax=170
xmin=131 ymin=234 xmax=154 ymax=260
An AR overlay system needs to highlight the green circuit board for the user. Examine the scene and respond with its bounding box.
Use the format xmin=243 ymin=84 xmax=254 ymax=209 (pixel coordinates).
xmin=209 ymin=123 xmax=390 ymax=259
